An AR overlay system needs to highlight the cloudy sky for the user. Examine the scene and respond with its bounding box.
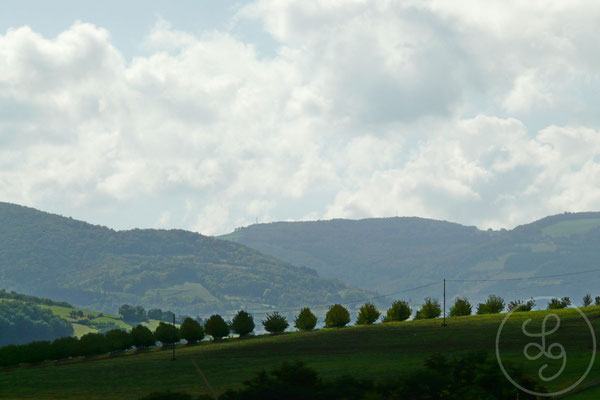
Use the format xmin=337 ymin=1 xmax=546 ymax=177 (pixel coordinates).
xmin=1 ymin=1 xmax=600 ymax=235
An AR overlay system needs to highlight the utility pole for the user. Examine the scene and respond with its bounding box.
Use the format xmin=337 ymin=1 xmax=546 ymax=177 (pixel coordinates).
xmin=172 ymin=313 xmax=176 ymax=361
xmin=442 ymin=279 xmax=447 ymax=327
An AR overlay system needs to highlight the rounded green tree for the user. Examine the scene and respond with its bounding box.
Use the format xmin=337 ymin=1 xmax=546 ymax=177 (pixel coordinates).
xmin=415 ymin=298 xmax=441 ymax=320
xmin=476 ymin=295 xmax=505 ymax=315
xmin=449 ymin=297 xmax=472 ymax=317
xmin=231 ymin=310 xmax=255 ymax=337
xmin=383 ymin=300 xmax=412 ymax=322
xmin=105 ymin=329 xmax=133 ymax=352
xmin=294 ymin=308 xmax=317 ymax=331
xmin=262 ymin=312 xmax=289 ymax=334
xmin=325 ymin=304 xmax=351 ymax=328
xmin=131 ymin=324 xmax=156 ymax=349
xmin=154 ymin=322 xmax=179 ymax=346
xmin=179 ymin=317 xmax=205 ymax=344
xmin=356 ymin=303 xmax=380 ymax=325
xmin=204 ymin=314 xmax=230 ymax=340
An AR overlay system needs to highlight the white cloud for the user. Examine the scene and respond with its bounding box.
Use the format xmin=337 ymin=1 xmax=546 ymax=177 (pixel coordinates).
xmin=1 ymin=2 xmax=600 ymax=235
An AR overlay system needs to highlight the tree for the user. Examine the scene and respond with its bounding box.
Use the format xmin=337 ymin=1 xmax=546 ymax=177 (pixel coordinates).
xmin=179 ymin=317 xmax=205 ymax=344
xmin=262 ymin=312 xmax=289 ymax=334
xmin=50 ymin=336 xmax=81 ymax=359
xmin=356 ymin=303 xmax=380 ymax=325
xmin=294 ymin=308 xmax=318 ymax=331
xmin=79 ymin=332 xmax=110 ymax=356
xmin=105 ymin=329 xmax=133 ymax=352
xmin=596 ymin=296 xmax=600 ymax=306
xmin=205 ymin=315 xmax=230 ymax=340
xmin=147 ymin=309 xmax=163 ymax=320
xmin=415 ymin=297 xmax=441 ymax=320
xmin=508 ymin=299 xmax=535 ymax=313
xmin=583 ymin=293 xmax=593 ymax=308
xmin=449 ymin=297 xmax=472 ymax=317
xmin=131 ymin=324 xmax=155 ymax=349
xmin=154 ymin=322 xmax=179 ymax=346
xmin=383 ymin=300 xmax=412 ymax=322
xmin=476 ymin=295 xmax=505 ymax=315
xmin=231 ymin=310 xmax=255 ymax=337
xmin=118 ymin=304 xmax=147 ymax=323
xmin=547 ymin=297 xmax=571 ymax=310
xmin=325 ymin=304 xmax=351 ymax=328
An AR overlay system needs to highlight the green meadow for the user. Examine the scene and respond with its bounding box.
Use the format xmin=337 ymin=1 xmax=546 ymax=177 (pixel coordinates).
xmin=1 ymin=307 xmax=599 ymax=399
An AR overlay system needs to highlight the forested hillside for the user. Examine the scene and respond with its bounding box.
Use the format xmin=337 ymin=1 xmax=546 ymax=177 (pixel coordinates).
xmin=0 ymin=202 xmax=370 ymax=315
xmin=222 ymin=213 xmax=600 ymax=304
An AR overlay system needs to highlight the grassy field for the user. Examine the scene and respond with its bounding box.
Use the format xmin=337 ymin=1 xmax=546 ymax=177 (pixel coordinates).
xmin=1 ymin=306 xmax=599 ymax=399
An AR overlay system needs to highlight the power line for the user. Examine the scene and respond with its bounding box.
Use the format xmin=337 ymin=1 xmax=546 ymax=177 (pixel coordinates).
xmin=446 ymin=267 xmax=600 ymax=282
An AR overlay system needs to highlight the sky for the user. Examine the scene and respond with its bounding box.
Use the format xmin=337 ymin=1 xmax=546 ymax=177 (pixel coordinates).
xmin=1 ymin=0 xmax=600 ymax=235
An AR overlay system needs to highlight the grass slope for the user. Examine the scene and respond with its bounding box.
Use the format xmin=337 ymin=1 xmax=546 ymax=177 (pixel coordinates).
xmin=1 ymin=307 xmax=599 ymax=399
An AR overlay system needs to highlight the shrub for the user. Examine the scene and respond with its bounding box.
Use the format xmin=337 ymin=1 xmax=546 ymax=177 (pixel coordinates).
xmin=476 ymin=295 xmax=505 ymax=315
xmin=262 ymin=312 xmax=289 ymax=334
xmin=325 ymin=304 xmax=351 ymax=328
xmin=383 ymin=300 xmax=412 ymax=322
xmin=50 ymin=336 xmax=81 ymax=359
xmin=449 ymin=297 xmax=472 ymax=317
xmin=583 ymin=293 xmax=593 ymax=307
xmin=547 ymin=297 xmax=571 ymax=310
xmin=105 ymin=329 xmax=133 ymax=352
xmin=356 ymin=303 xmax=380 ymax=325
xmin=294 ymin=308 xmax=317 ymax=331
xmin=415 ymin=298 xmax=441 ymax=320
xmin=231 ymin=310 xmax=255 ymax=337
xmin=79 ymin=332 xmax=110 ymax=356
xmin=596 ymin=296 xmax=600 ymax=306
xmin=179 ymin=317 xmax=205 ymax=344
xmin=154 ymin=322 xmax=179 ymax=346
xmin=204 ymin=315 xmax=230 ymax=340
xmin=131 ymin=325 xmax=155 ymax=349
xmin=508 ymin=299 xmax=535 ymax=313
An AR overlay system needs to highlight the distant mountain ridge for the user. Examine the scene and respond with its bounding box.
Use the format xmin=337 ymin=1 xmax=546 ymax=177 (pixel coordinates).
xmin=221 ymin=212 xmax=600 ymax=304
xmin=0 ymin=202 xmax=371 ymax=315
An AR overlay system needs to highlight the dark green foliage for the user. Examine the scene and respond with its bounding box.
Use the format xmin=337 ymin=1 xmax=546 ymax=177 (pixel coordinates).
xmin=105 ymin=329 xmax=133 ymax=352
xmin=205 ymin=315 xmax=230 ymax=340
xmin=383 ymin=300 xmax=412 ymax=322
xmin=449 ymin=297 xmax=472 ymax=317
xmin=119 ymin=305 xmax=147 ymax=323
xmin=476 ymin=295 xmax=505 ymax=315
xmin=325 ymin=304 xmax=350 ymax=328
xmin=131 ymin=325 xmax=155 ymax=349
xmin=583 ymin=293 xmax=593 ymax=307
xmin=50 ymin=336 xmax=81 ymax=359
xmin=231 ymin=310 xmax=255 ymax=336
xmin=0 ymin=301 xmax=74 ymax=346
xmin=179 ymin=317 xmax=204 ymax=344
xmin=0 ymin=202 xmax=371 ymax=315
xmin=547 ymin=297 xmax=571 ymax=310
xmin=356 ymin=303 xmax=380 ymax=325
xmin=294 ymin=308 xmax=317 ymax=331
xmin=596 ymin=296 xmax=600 ymax=306
xmin=154 ymin=322 xmax=179 ymax=345
xmin=415 ymin=298 xmax=441 ymax=320
xmin=507 ymin=299 xmax=535 ymax=312
xmin=0 ymin=289 xmax=72 ymax=308
xmin=79 ymin=333 xmax=110 ymax=356
xmin=262 ymin=312 xmax=289 ymax=334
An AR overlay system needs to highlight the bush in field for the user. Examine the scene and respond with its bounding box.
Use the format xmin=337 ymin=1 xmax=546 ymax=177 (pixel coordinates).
xmin=547 ymin=297 xmax=571 ymax=310
xmin=131 ymin=325 xmax=155 ymax=349
xmin=79 ymin=332 xmax=110 ymax=356
xmin=231 ymin=310 xmax=255 ymax=337
xmin=356 ymin=303 xmax=380 ymax=325
xmin=205 ymin=315 xmax=230 ymax=340
xmin=262 ymin=312 xmax=289 ymax=334
xmin=583 ymin=293 xmax=593 ymax=307
xmin=294 ymin=308 xmax=317 ymax=331
xmin=508 ymin=299 xmax=535 ymax=313
xmin=154 ymin=322 xmax=179 ymax=346
xmin=476 ymin=295 xmax=505 ymax=315
xmin=449 ymin=297 xmax=472 ymax=317
xmin=415 ymin=298 xmax=441 ymax=320
xmin=383 ymin=300 xmax=412 ymax=322
xmin=179 ymin=317 xmax=204 ymax=344
xmin=105 ymin=329 xmax=133 ymax=352
xmin=325 ymin=304 xmax=351 ymax=328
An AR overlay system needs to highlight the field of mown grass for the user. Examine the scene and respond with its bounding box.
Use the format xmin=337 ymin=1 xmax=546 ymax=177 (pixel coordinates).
xmin=0 ymin=306 xmax=599 ymax=399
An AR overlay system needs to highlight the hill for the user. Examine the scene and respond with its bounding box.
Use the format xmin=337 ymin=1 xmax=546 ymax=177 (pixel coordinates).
xmin=0 ymin=202 xmax=371 ymax=316
xmin=1 ymin=306 xmax=598 ymax=399
xmin=221 ymin=213 xmax=600 ymax=305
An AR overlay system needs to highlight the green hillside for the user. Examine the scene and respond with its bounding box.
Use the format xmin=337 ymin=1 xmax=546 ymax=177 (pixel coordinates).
xmin=0 ymin=306 xmax=598 ymax=399
xmin=0 ymin=202 xmax=371 ymax=316
xmin=221 ymin=213 xmax=600 ymax=305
